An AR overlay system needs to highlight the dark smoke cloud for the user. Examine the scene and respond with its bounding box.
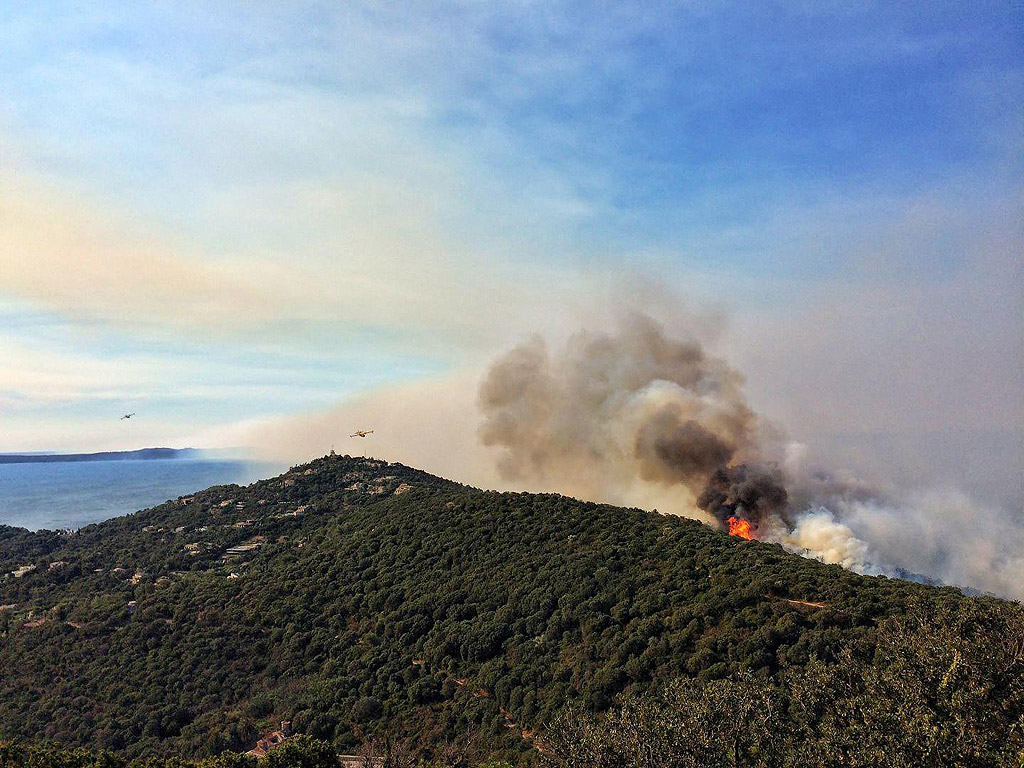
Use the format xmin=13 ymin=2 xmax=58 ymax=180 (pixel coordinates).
xmin=696 ymin=464 xmax=790 ymax=531
xmin=634 ymin=408 xmax=736 ymax=486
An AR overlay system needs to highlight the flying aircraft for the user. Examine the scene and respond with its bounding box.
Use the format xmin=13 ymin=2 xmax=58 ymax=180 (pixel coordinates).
xmin=350 ymin=429 xmax=374 ymax=438
xmin=121 ymin=413 xmax=136 ymax=420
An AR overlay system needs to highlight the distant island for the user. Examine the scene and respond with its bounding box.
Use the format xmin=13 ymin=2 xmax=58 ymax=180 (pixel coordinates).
xmin=0 ymin=448 xmax=199 ymax=465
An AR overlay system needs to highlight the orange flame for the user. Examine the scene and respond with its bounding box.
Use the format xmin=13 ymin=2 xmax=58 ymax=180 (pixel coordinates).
xmin=727 ymin=516 xmax=753 ymax=540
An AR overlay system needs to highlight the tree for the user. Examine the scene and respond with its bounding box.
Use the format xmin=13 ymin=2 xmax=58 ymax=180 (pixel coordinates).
xmin=261 ymin=737 xmax=336 ymax=768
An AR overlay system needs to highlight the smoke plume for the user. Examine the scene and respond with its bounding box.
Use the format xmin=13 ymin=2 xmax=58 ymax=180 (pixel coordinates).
xmin=477 ymin=315 xmax=1024 ymax=599
xmin=478 ymin=314 xmax=784 ymax=529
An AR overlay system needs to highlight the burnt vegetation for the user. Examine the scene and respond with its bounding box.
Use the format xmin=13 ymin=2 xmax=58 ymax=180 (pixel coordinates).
xmin=0 ymin=455 xmax=1020 ymax=766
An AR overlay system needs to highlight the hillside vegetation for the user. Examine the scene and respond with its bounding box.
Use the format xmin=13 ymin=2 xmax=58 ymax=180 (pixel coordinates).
xmin=0 ymin=455 xmax=1019 ymax=766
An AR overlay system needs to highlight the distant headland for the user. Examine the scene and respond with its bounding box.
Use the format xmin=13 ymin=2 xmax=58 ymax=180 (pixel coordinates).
xmin=0 ymin=448 xmax=200 ymax=464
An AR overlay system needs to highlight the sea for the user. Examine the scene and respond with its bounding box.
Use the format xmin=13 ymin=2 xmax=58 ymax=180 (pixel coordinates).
xmin=0 ymin=457 xmax=283 ymax=531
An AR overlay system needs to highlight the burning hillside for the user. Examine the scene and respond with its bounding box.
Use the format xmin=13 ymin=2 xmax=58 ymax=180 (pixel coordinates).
xmin=477 ymin=315 xmax=1024 ymax=598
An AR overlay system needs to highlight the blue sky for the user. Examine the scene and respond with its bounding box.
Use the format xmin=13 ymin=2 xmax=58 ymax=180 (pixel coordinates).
xmin=0 ymin=1 xmax=1020 ymax=499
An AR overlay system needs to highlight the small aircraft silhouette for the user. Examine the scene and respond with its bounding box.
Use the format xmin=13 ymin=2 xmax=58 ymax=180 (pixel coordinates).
xmin=121 ymin=413 xmax=136 ymax=420
xmin=350 ymin=429 xmax=374 ymax=438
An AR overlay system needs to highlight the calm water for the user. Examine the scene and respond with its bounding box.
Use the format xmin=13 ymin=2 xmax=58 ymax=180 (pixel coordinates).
xmin=0 ymin=458 xmax=283 ymax=531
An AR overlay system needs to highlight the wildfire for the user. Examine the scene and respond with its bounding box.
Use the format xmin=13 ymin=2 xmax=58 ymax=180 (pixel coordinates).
xmin=727 ymin=516 xmax=753 ymax=540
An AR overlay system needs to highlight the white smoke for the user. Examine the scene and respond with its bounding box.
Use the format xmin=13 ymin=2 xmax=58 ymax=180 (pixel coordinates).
xmin=837 ymin=489 xmax=1024 ymax=599
xmin=770 ymin=491 xmax=1024 ymax=600
xmin=773 ymin=509 xmax=875 ymax=573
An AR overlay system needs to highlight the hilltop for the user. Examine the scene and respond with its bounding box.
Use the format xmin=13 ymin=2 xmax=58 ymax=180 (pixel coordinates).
xmin=0 ymin=455 xmax=1019 ymax=765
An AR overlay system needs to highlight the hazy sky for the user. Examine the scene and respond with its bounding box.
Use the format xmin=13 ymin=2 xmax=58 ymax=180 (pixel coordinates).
xmin=1 ymin=2 xmax=1020 ymax=505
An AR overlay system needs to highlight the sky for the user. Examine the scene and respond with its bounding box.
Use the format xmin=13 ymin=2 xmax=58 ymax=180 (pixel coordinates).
xmin=0 ymin=2 xmax=1020 ymax=508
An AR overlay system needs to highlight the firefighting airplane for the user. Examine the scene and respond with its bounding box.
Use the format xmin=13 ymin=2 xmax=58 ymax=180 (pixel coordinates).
xmin=350 ymin=429 xmax=374 ymax=438
xmin=121 ymin=413 xmax=136 ymax=420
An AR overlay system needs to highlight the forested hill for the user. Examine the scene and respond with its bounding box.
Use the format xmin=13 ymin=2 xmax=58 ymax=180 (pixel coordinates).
xmin=0 ymin=455 xmax=1019 ymax=766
